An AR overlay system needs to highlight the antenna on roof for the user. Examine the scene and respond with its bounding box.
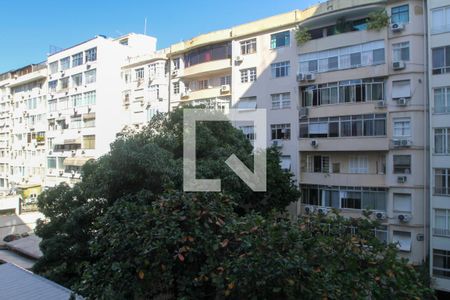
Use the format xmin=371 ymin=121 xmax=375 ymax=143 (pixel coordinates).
xmin=48 ymin=45 xmax=63 ymax=56
xmin=144 ymin=17 xmax=147 ymax=35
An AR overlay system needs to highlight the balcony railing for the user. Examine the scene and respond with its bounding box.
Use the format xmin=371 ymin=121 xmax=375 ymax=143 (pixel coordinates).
xmin=433 ymin=228 xmax=450 ymax=237
xmin=434 ymin=187 xmax=450 ymax=196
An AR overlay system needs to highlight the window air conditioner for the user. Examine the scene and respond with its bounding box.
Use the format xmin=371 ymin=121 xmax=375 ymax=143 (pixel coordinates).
xmin=306 ymin=73 xmax=316 ymax=82
xmin=397 ymin=176 xmax=407 ymax=183
xmin=398 ymin=214 xmax=411 ymax=223
xmin=400 ymin=139 xmax=412 ymax=147
xmin=396 ymin=97 xmax=408 ymax=106
xmin=304 ymin=205 xmax=315 ymax=214
xmin=392 ymin=61 xmax=406 ymax=70
xmin=297 ymin=73 xmax=306 ymax=82
xmin=375 ymin=211 xmax=387 ymax=220
xmin=317 ymin=207 xmax=330 ymax=215
xmin=376 ymin=100 xmax=386 ymax=108
xmin=220 ymin=85 xmax=231 ymax=93
xmin=390 ymin=23 xmax=405 ymax=32
xmin=299 ymin=107 xmax=309 ymax=118
xmin=311 ymin=140 xmax=318 ymax=148
xmin=235 ymin=56 xmax=243 ymax=63
xmin=171 ymin=70 xmax=178 ymax=77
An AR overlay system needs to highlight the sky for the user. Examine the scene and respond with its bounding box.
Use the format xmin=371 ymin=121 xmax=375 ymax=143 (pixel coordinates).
xmin=0 ymin=0 xmax=319 ymax=73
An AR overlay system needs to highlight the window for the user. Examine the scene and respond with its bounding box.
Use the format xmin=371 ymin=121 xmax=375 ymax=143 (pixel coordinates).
xmin=27 ymin=98 xmax=37 ymax=110
xmin=84 ymin=115 xmax=95 ymax=128
xmin=270 ymin=31 xmax=290 ymax=49
xmin=433 ymin=249 xmax=450 ymax=278
xmin=432 ymin=6 xmax=450 ymax=34
xmin=393 ymin=155 xmax=411 ymax=174
xmin=434 ymin=87 xmax=450 ymax=113
xmin=434 ymin=209 xmax=450 ymax=237
xmin=198 ymin=79 xmax=209 ymax=90
xmin=48 ymin=99 xmax=57 ymax=112
xmin=60 ymin=57 xmax=70 ymax=70
xmin=349 ymin=156 xmax=369 ymax=174
xmin=435 ymin=168 xmax=450 ymax=195
xmin=71 ymin=94 xmax=83 ymax=107
xmin=85 ymin=47 xmax=97 ymax=62
xmin=301 ymin=78 xmax=384 ymax=107
xmin=271 ymin=93 xmax=290 ymax=109
xmin=306 ymin=155 xmax=329 ymax=173
xmin=392 ymin=80 xmax=411 ymax=99
xmin=271 ymin=61 xmax=290 ymax=78
xmin=271 ymin=124 xmax=291 ymax=140
xmin=240 ymin=125 xmax=255 ymax=140
xmin=49 ymin=61 xmax=58 ymax=74
xmin=72 ymin=52 xmax=83 ymax=67
xmin=48 ymin=80 xmax=57 ymax=92
xmin=280 ymin=156 xmax=291 ymax=171
xmin=435 ymin=128 xmax=450 ymax=154
xmin=59 ymin=97 xmax=69 ymax=109
xmin=299 ymin=40 xmax=385 ymax=74
xmin=393 ymin=118 xmax=411 ymax=137
xmin=432 ymin=46 xmax=450 ymax=74
xmin=173 ymin=82 xmax=180 ymax=94
xmin=392 ymin=42 xmax=410 ymax=61
xmin=47 ymin=157 xmax=57 ymax=169
xmin=240 ymin=68 xmax=257 ymax=83
xmin=147 ymin=108 xmax=159 ymax=121
xmin=173 ymin=58 xmax=180 ymax=70
xmin=184 ymin=42 xmax=231 ymax=67
xmin=392 ymin=231 xmax=411 ymax=252
xmin=83 ymin=135 xmax=95 ymax=149
xmin=84 ymin=91 xmax=96 ymax=106
xmin=241 ymin=39 xmax=257 ymax=55
xmin=60 ymin=77 xmax=69 ymax=90
xmin=70 ymin=116 xmax=82 ymax=129
xmin=135 ymin=68 xmax=144 ymax=80
xmin=391 ymin=5 xmax=409 ymax=24
xmin=299 ymin=114 xmax=386 ymax=138
xmin=236 ymin=97 xmax=257 ymax=110
xmin=220 ymin=75 xmax=231 ymax=86
xmin=393 ymin=193 xmax=412 ymax=213
xmin=85 ymin=69 xmax=96 ymax=84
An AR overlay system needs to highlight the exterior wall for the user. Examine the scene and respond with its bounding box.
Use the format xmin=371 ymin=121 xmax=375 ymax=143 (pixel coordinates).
xmin=428 ymin=0 xmax=450 ymax=293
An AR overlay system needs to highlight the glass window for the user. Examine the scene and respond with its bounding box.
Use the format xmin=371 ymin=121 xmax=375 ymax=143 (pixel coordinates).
xmin=393 ymin=155 xmax=411 ymax=174
xmin=47 ymin=157 xmax=57 ymax=169
xmin=173 ymin=82 xmax=180 ymax=94
xmin=433 ymin=249 xmax=450 ymax=278
xmin=241 ymin=39 xmax=257 ymax=55
xmin=85 ymin=47 xmax=97 ymax=62
xmin=270 ymin=31 xmax=290 ymax=49
xmin=435 ymin=168 xmax=450 ymax=195
xmin=271 ymin=93 xmax=290 ymax=109
xmin=434 ymin=128 xmax=450 ymax=154
xmin=59 ymin=77 xmax=69 ymax=90
xmin=84 ymin=91 xmax=96 ymax=106
xmin=393 ymin=42 xmax=410 ymax=61
xmin=48 ymin=99 xmax=57 ymax=112
xmin=349 ymin=156 xmax=369 ymax=174
xmin=71 ymin=94 xmax=83 ymax=107
xmin=271 ymin=124 xmax=291 ymax=140
xmin=393 ymin=231 xmax=411 ymax=252
xmin=83 ymin=135 xmax=95 ymax=149
xmin=70 ymin=116 xmax=82 ymax=129
xmin=60 ymin=57 xmax=70 ymax=70
xmin=434 ymin=209 xmax=450 ymax=236
xmin=240 ymin=68 xmax=256 ymax=83
xmin=392 ymin=80 xmax=411 ymax=99
xmin=72 ymin=73 xmax=82 ymax=87
xmin=236 ymin=97 xmax=257 ymax=110
xmin=49 ymin=61 xmax=58 ymax=74
xmin=271 ymin=61 xmax=290 ymax=78
xmin=184 ymin=42 xmax=231 ymax=67
xmin=240 ymin=125 xmax=255 ymax=140
xmin=391 ymin=5 xmax=409 ymax=24
xmin=173 ymin=58 xmax=180 ymax=70
xmin=393 ymin=117 xmax=411 ymax=137
xmin=393 ymin=193 xmax=412 ymax=213
xmin=431 ymin=6 xmax=450 ymax=34
xmin=72 ymin=52 xmax=83 ymax=67
xmin=85 ymin=69 xmax=96 ymax=84
xmin=135 ymin=68 xmax=144 ymax=80
xmin=432 ymin=46 xmax=450 ymax=74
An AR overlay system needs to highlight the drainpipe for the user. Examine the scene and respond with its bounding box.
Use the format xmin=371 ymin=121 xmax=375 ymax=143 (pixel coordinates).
xmin=422 ymin=0 xmax=429 ymax=266
xmin=167 ymin=47 xmax=172 ymax=112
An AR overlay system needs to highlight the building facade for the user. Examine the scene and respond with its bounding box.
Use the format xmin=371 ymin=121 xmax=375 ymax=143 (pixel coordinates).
xmin=428 ymin=0 xmax=450 ymax=292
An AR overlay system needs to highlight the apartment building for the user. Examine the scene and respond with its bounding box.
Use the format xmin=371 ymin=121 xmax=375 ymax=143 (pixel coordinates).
xmin=0 ymin=72 xmax=12 ymax=196
xmin=45 ymin=33 xmax=157 ymax=187
xmin=428 ymin=0 xmax=450 ymax=292
xmin=120 ymin=49 xmax=170 ymax=131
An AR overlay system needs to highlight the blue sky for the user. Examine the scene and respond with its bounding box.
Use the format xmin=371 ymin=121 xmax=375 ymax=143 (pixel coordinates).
xmin=0 ymin=0 xmax=318 ymax=72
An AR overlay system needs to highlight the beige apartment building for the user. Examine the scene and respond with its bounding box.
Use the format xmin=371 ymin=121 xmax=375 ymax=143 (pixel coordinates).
xmin=428 ymin=0 xmax=450 ymax=292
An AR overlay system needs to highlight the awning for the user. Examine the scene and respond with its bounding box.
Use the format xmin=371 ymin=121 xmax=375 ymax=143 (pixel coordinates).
xmin=63 ymin=156 xmax=94 ymax=167
xmin=64 ymin=138 xmax=82 ymax=145
xmin=83 ymin=113 xmax=96 ymax=120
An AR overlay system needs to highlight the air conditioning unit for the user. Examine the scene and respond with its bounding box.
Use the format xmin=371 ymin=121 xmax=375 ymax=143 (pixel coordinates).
xmin=60 ymin=71 xmax=65 ymax=76
xmin=396 ymin=97 xmax=408 ymax=106
xmin=59 ymin=170 xmax=63 ymax=177
xmin=220 ymin=84 xmax=231 ymax=93
xmin=398 ymin=214 xmax=411 ymax=223
xmin=375 ymin=211 xmax=387 ymax=220
xmin=311 ymin=140 xmax=318 ymax=148
xmin=397 ymin=176 xmax=407 ymax=183
xmin=235 ymin=56 xmax=243 ymax=63
xmin=297 ymin=73 xmax=306 ymax=82
xmin=86 ymin=64 xmax=92 ymax=70
xmin=376 ymin=100 xmax=386 ymax=108
xmin=317 ymin=207 xmax=330 ymax=215
xmin=299 ymin=107 xmax=309 ymax=118
xmin=304 ymin=205 xmax=315 ymax=214
xmin=171 ymin=70 xmax=179 ymax=77
xmin=393 ymin=138 xmax=412 ymax=148
xmin=306 ymin=73 xmax=316 ymax=82
xmin=272 ymin=139 xmax=283 ymax=148
xmin=393 ymin=61 xmax=406 ymax=70
xmin=390 ymin=23 xmax=405 ymax=32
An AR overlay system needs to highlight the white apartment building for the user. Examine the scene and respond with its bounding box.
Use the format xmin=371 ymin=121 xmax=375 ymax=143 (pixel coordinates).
xmin=120 ymin=49 xmax=170 ymax=131
xmin=428 ymin=0 xmax=450 ymax=292
xmin=45 ymin=33 xmax=157 ymax=187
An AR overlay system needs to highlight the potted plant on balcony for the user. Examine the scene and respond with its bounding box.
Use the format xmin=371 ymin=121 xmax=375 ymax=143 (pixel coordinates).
xmin=295 ymin=25 xmax=311 ymax=46
xmin=367 ymin=10 xmax=389 ymax=31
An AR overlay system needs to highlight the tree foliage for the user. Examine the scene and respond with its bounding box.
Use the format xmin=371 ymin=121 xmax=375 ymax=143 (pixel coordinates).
xmin=34 ymin=107 xmax=300 ymax=287
xmin=368 ymin=10 xmax=390 ymax=31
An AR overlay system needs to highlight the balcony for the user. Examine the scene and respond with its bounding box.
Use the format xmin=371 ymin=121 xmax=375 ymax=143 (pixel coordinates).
xmin=180 ymin=87 xmax=230 ymax=102
xmin=299 ymin=137 xmax=389 ymax=152
xmin=182 ymin=59 xmax=231 ymax=78
xmin=300 ymin=172 xmax=386 ymax=187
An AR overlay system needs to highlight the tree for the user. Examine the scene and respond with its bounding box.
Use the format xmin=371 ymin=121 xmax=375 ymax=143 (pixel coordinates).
xmin=34 ymin=107 xmax=300 ymax=287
